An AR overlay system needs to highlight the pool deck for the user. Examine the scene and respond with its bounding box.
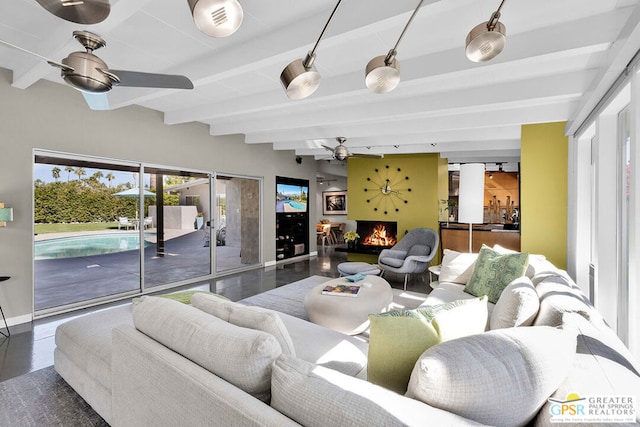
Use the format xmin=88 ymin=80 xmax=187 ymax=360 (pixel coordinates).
xmin=34 ymin=228 xmax=246 ymax=312
xmin=34 ymin=228 xmax=193 ymax=242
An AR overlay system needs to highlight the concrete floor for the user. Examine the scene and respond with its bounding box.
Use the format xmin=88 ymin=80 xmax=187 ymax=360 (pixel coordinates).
xmin=1 ymin=245 xmax=431 ymax=383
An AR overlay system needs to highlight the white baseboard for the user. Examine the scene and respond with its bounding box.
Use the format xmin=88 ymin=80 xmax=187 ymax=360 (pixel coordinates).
xmin=309 ymin=251 xmax=318 ymax=257
xmin=6 ymin=313 xmax=33 ymax=327
xmin=264 ymin=260 xmax=277 ymax=267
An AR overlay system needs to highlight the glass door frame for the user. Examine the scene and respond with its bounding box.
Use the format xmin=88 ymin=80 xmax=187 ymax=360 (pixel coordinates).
xmin=213 ymin=171 xmax=263 ymax=275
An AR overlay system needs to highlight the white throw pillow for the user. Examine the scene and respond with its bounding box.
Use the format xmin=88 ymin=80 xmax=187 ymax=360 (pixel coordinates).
xmin=190 ymin=291 xmax=235 ymax=321
xmin=490 ymin=276 xmax=540 ymax=329
xmin=406 ymin=326 xmax=576 ymax=427
xmin=229 ymin=304 xmax=296 ymax=356
xmin=271 ymin=355 xmax=481 ymax=427
xmin=192 ymin=293 xmax=296 ymax=356
xmin=438 ymin=249 xmax=478 ymax=284
xmin=432 ymin=295 xmax=489 ymax=340
xmin=133 ymin=296 xmax=281 ymax=402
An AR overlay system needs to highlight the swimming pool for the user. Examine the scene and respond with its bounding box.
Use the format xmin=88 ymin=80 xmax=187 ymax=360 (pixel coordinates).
xmin=35 ymin=233 xmax=155 ymax=260
xmin=286 ymin=201 xmax=307 ymax=210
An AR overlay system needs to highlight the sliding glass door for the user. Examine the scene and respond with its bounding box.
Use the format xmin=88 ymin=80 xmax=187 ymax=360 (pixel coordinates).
xmin=34 ymin=154 xmax=143 ymax=311
xmin=143 ymin=168 xmax=212 ymax=288
xmin=34 ymin=152 xmax=215 ymax=314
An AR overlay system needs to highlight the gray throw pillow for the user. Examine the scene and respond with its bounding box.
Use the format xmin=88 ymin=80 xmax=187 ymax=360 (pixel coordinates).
xmin=406 ymin=326 xmax=576 ymax=427
xmin=133 ymin=296 xmax=281 ymax=402
xmin=271 ymin=355 xmax=482 ymax=427
xmin=192 ymin=292 xmax=296 ymax=356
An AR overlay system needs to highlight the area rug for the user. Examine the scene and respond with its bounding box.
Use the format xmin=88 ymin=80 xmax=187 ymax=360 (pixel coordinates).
xmin=238 ymin=275 xmax=429 ymax=319
xmin=0 ymin=365 xmax=108 ymax=426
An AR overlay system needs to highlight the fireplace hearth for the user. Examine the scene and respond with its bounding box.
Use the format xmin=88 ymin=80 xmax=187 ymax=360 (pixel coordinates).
xmin=356 ymin=220 xmax=398 ymax=248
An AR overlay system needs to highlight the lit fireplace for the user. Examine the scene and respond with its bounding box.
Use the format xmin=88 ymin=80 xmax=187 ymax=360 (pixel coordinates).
xmin=356 ymin=220 xmax=398 ymax=248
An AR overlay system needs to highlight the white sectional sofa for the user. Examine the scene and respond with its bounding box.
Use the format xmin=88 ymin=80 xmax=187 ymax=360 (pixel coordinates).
xmin=54 ymin=247 xmax=640 ymax=426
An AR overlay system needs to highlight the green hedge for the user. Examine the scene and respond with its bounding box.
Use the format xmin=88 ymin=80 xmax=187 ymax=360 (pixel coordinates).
xmin=34 ymin=181 xmax=178 ymax=224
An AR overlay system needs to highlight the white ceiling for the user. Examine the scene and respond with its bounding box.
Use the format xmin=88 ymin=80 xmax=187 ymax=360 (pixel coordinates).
xmin=1 ymin=0 xmax=639 ymax=163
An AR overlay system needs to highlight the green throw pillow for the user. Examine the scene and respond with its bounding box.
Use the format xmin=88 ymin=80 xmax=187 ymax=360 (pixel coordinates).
xmin=464 ymin=245 xmax=529 ymax=303
xmin=367 ymin=298 xmax=484 ymax=394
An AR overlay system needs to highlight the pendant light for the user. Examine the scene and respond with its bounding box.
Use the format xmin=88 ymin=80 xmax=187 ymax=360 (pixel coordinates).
xmin=365 ymin=0 xmax=425 ymax=93
xmin=280 ymin=0 xmax=343 ymax=100
xmin=187 ymin=0 xmax=244 ymax=37
xmin=35 ymin=0 xmax=110 ymax=25
xmin=465 ymin=0 xmax=507 ymax=62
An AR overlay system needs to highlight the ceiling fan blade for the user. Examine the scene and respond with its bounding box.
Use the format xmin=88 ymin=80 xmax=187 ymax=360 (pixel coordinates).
xmin=322 ymin=145 xmax=336 ymax=153
xmin=350 ymin=153 xmax=384 ymax=159
xmin=82 ymin=92 xmax=109 ymax=110
xmin=0 ymin=38 xmax=72 ymax=71
xmin=35 ymin=0 xmax=110 ymax=24
xmin=109 ymin=70 xmax=194 ymax=90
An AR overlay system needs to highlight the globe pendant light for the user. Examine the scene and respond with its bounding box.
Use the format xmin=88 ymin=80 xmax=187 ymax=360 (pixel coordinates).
xmin=188 ymin=0 xmax=244 ymax=38
xmin=365 ymin=0 xmax=425 ymax=94
xmin=280 ymin=0 xmax=343 ymax=100
xmin=465 ymin=0 xmax=507 ymax=62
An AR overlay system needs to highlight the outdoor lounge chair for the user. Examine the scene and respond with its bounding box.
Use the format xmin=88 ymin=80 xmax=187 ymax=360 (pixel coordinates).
xmin=143 ymin=217 xmax=153 ymax=229
xmin=118 ymin=217 xmax=133 ymax=230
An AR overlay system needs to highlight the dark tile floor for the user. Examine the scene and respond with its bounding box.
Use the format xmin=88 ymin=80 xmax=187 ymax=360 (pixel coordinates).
xmin=0 ymin=246 xmax=430 ymax=383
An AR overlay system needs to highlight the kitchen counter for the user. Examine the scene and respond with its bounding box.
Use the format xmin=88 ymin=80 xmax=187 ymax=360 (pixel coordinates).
xmin=440 ymin=223 xmax=520 ymax=252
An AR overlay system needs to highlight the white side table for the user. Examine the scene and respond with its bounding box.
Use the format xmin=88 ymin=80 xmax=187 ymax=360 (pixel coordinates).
xmin=428 ymin=265 xmax=441 ymax=285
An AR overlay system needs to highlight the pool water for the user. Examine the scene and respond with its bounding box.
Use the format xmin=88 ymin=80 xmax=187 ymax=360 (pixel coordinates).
xmin=286 ymin=201 xmax=307 ymax=210
xmin=35 ymin=233 xmax=154 ymax=260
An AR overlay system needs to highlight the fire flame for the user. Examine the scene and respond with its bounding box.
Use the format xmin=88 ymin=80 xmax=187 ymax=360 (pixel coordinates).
xmin=362 ymin=224 xmax=397 ymax=246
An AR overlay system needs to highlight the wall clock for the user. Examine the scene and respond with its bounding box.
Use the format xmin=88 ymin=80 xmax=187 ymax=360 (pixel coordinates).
xmin=363 ymin=165 xmax=411 ymax=214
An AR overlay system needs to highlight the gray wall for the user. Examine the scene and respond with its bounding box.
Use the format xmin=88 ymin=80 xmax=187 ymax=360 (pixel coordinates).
xmin=315 ymin=177 xmax=356 ymax=235
xmin=0 ymin=68 xmax=317 ymax=325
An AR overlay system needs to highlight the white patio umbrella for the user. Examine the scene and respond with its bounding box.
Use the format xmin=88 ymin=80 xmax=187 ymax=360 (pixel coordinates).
xmin=113 ymin=187 xmax=155 ymax=219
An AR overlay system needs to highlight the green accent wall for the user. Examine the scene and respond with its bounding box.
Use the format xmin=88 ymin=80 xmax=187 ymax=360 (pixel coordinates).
xmin=347 ymin=154 xmax=446 ymax=263
xmin=521 ymin=122 xmax=568 ymax=269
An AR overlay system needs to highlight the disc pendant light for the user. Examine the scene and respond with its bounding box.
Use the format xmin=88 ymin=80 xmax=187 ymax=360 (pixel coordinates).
xmin=280 ymin=0 xmax=343 ymax=100
xmin=365 ymin=0 xmax=425 ymax=93
xmin=188 ymin=0 xmax=244 ymax=37
xmin=465 ymin=0 xmax=507 ymax=62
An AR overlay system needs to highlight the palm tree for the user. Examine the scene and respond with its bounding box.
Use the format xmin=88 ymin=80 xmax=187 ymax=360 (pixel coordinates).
xmin=51 ymin=167 xmax=61 ymax=182
xmin=65 ymin=166 xmax=74 ymax=182
xmin=75 ymin=167 xmax=86 ymax=181
xmin=88 ymin=171 xmax=104 ymax=188
xmin=106 ymin=172 xmax=115 ymax=188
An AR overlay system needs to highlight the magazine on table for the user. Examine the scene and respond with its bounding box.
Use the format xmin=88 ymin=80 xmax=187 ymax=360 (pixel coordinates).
xmin=321 ymin=284 xmax=361 ymax=297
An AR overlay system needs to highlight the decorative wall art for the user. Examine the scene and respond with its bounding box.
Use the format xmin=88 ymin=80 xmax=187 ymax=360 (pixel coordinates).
xmin=323 ymin=190 xmax=347 ymax=215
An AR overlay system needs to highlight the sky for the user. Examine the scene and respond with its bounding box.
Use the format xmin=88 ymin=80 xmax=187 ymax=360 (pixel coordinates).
xmin=34 ymin=164 xmax=150 ymax=188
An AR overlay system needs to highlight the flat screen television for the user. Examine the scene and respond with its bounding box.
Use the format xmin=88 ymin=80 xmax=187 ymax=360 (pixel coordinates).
xmin=276 ymin=178 xmax=309 ymax=213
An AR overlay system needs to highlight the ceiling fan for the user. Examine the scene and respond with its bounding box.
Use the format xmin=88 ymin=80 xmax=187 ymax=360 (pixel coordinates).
xmin=322 ymin=137 xmax=383 ymax=161
xmin=0 ymin=30 xmax=194 ymax=110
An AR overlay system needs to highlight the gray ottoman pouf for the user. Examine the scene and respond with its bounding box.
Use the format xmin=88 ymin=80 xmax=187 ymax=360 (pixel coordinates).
xmin=337 ymin=262 xmax=381 ymax=277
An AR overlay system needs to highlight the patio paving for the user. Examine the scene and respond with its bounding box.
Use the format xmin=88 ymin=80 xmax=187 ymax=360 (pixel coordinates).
xmin=34 ymin=229 xmax=247 ymax=311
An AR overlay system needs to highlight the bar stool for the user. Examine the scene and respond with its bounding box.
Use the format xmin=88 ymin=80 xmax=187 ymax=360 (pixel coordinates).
xmin=0 ymin=276 xmax=9 ymax=337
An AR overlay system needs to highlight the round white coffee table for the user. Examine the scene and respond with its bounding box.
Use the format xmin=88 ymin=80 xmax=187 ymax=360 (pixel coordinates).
xmin=304 ymin=275 xmax=393 ymax=335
